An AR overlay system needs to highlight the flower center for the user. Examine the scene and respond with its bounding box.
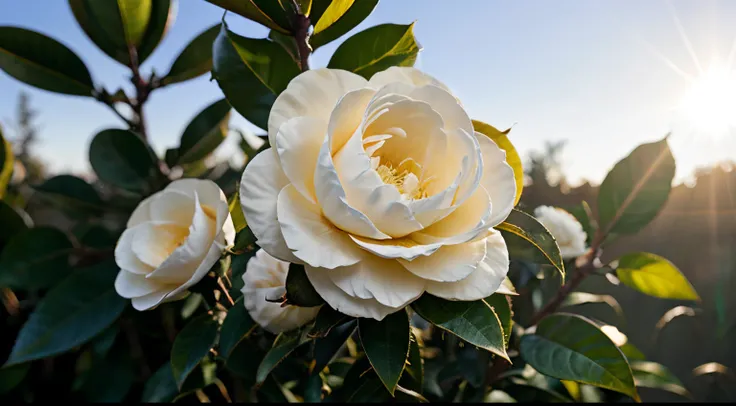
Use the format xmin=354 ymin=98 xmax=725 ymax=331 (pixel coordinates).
xmin=374 ymin=158 xmax=435 ymax=200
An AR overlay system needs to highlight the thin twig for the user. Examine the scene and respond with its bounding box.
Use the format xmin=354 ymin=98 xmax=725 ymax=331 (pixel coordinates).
xmin=218 ymin=278 xmax=235 ymax=307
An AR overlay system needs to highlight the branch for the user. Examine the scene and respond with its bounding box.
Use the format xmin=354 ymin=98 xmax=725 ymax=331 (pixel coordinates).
xmin=94 ymin=90 xmax=136 ymax=128
xmin=290 ymin=0 xmax=311 ymax=72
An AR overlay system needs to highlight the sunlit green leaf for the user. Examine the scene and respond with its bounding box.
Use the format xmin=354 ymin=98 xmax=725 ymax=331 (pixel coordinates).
xmin=615 ymin=252 xmax=699 ymax=301
xmin=310 ymin=0 xmax=378 ymax=49
xmin=0 ymin=126 xmax=13 ymax=197
xmin=473 ymin=120 xmax=523 ymax=205
xmin=631 ymin=360 xmax=690 ymax=398
xmin=497 ymin=208 xmax=565 ymax=279
xmin=561 ymin=292 xmax=625 ymax=325
xmin=205 ymin=0 xmax=292 ymax=33
xmin=163 ymin=24 xmax=220 ymax=85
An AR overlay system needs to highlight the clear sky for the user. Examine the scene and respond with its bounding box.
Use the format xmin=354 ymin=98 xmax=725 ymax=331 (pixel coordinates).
xmin=2 ymin=0 xmax=736 ymax=185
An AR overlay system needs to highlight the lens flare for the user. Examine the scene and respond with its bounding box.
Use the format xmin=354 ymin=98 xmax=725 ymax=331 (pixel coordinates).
xmin=679 ymin=64 xmax=736 ymax=139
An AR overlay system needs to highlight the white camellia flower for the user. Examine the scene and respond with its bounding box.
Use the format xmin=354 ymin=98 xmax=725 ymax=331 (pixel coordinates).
xmin=240 ymin=67 xmax=517 ymax=320
xmin=533 ymin=205 xmax=588 ymax=259
xmin=242 ymin=249 xmax=320 ymax=333
xmin=115 ymin=179 xmax=236 ymax=310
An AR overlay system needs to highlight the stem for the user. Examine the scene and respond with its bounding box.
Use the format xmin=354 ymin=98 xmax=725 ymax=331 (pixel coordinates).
xmin=218 ymin=278 xmax=235 ymax=307
xmin=290 ymin=0 xmax=311 ymax=72
xmin=127 ymin=46 xmax=151 ymax=139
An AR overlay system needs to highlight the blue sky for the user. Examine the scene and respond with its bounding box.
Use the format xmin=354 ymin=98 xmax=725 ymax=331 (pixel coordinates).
xmin=2 ymin=0 xmax=736 ymax=185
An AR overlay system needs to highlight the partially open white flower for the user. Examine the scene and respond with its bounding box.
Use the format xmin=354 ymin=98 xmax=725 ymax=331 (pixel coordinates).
xmin=534 ymin=205 xmax=587 ymax=259
xmin=115 ymin=179 xmax=235 ymax=310
xmin=242 ymin=249 xmax=320 ymax=333
xmin=240 ymin=67 xmax=517 ymax=320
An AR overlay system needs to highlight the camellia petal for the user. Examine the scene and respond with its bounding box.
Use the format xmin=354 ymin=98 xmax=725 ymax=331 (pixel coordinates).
xmin=368 ymin=67 xmax=451 ymax=94
xmin=412 ymin=185 xmax=493 ymax=245
xmin=398 ymin=238 xmax=487 ymax=282
xmin=131 ymin=222 xmax=189 ymax=269
xmin=115 ymin=226 xmax=154 ymax=275
xmin=149 ymin=190 xmax=195 ymax=225
xmin=115 ymin=270 xmax=173 ymax=299
xmin=277 ymin=184 xmax=365 ymax=269
xmin=240 ymin=150 xmax=300 ymax=263
xmin=476 ymin=133 xmax=517 ymax=227
xmin=131 ymin=289 xmax=171 ymax=312
xmin=328 ymin=88 xmax=376 ymax=154
xmin=349 ymin=234 xmax=442 ymax=261
xmin=127 ymin=194 xmax=155 ymax=228
xmin=275 ymin=116 xmax=327 ymax=203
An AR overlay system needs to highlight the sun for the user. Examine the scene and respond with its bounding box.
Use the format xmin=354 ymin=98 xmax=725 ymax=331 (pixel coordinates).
xmin=678 ymin=63 xmax=736 ymax=139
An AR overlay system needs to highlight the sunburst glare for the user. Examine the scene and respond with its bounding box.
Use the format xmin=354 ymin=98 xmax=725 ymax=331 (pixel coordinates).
xmin=678 ymin=62 xmax=736 ymax=139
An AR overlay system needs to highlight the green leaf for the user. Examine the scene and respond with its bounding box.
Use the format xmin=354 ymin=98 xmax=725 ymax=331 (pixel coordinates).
xmin=561 ymin=292 xmax=625 ymax=325
xmin=4 ymin=260 xmax=125 ymax=366
xmin=0 ymin=26 xmax=94 ymax=96
xmin=566 ymin=201 xmax=596 ymax=246
xmin=175 ymin=99 xmax=231 ymax=165
xmin=411 ymin=294 xmax=508 ymax=360
xmin=0 ymin=227 xmax=73 ymax=290
xmin=204 ymin=0 xmax=292 ymax=33
xmin=218 ymin=297 xmax=256 ymax=359
xmin=496 ymin=208 xmax=565 ymax=279
xmin=32 ymin=175 xmax=105 ymax=216
xmin=308 ymin=305 xmax=349 ymax=338
xmin=142 ymin=363 xmax=178 ymax=403
xmin=630 ymin=360 xmax=690 ymax=398
xmin=89 ymin=128 xmax=158 ymax=192
xmin=0 ymin=363 xmax=30 ymax=395
xmin=615 ymin=252 xmax=699 ymax=300
xmin=227 ymin=191 xmax=247 ymax=234
xmin=68 ymin=0 xmax=174 ymax=65
xmin=225 ymin=338 xmax=263 ymax=381
xmin=399 ymin=332 xmax=423 ymax=393
xmin=286 ymin=263 xmax=325 ymax=307
xmin=620 ymin=342 xmax=646 ymax=361
xmin=256 ymin=332 xmax=303 ymax=384
xmin=171 ymin=313 xmax=219 ymax=389
xmin=212 ymin=23 xmax=300 ymax=130
xmin=472 ymin=120 xmax=523 ymax=205
xmin=310 ymin=0 xmax=379 ymax=50
xmin=268 ymin=30 xmax=298 ymax=63
xmin=359 ymin=310 xmax=410 ymax=394
xmin=485 ymin=293 xmax=513 ymax=346
xmin=311 ymin=319 xmax=357 ymax=375
xmin=597 ymin=137 xmax=675 ymax=237
xmin=0 ymin=126 xmax=13 ymax=197
xmin=328 ymin=23 xmax=420 ymax=79
xmin=79 ymin=350 xmax=136 ymax=402
xmin=333 ymin=356 xmax=392 ymax=402
xmin=163 ymin=24 xmax=220 ymax=85
xmin=519 ymin=313 xmax=639 ymax=401
xmin=0 ymin=200 xmax=29 ymax=246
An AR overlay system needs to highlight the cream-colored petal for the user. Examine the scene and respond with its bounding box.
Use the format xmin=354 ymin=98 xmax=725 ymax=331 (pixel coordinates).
xmin=127 ymin=194 xmax=155 ymax=228
xmin=114 ymin=226 xmax=154 ymax=275
xmin=398 ymin=238 xmax=486 ymax=282
xmin=349 ymin=234 xmax=443 ymax=261
xmin=476 ymin=133 xmax=517 ymax=227
xmin=165 ymin=178 xmax=231 ymax=233
xmin=368 ymin=67 xmax=451 ymax=93
xmin=115 ymin=269 xmax=170 ymax=299
xmin=328 ymin=88 xmax=376 ymax=154
xmin=275 ymin=116 xmax=327 ymax=203
xmin=269 ymin=68 xmax=368 ymax=148
xmin=412 ymin=185 xmax=493 ymax=245
xmin=131 ymin=222 xmax=189 ymax=269
xmin=314 ymin=140 xmax=390 ymax=240
xmin=277 ymin=184 xmax=365 ymax=269
xmin=408 ymin=85 xmax=472 ymax=134
xmin=149 ymin=190 xmax=195 ymax=224
xmin=131 ymin=289 xmax=171 ymax=311
xmin=306 ymin=266 xmax=404 ymax=320
xmin=240 ymin=149 xmax=300 ymax=263
xmin=425 ymin=231 xmax=509 ymax=300
xmin=165 ymin=240 xmax=224 ymax=299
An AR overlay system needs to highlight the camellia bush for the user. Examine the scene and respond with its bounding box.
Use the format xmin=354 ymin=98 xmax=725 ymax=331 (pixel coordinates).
xmin=0 ymin=0 xmax=704 ymax=403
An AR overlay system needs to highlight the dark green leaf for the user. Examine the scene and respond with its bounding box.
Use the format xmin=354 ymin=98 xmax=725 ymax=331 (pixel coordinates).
xmin=256 ymin=332 xmax=303 ymax=384
xmin=136 ymin=0 xmax=175 ymax=63
xmin=226 ymin=338 xmax=263 ymax=381
xmin=142 ymin=363 xmax=178 ymax=403
xmin=519 ymin=313 xmax=639 ymax=401
xmin=311 ymin=319 xmax=357 ymax=375
xmin=309 ymin=305 xmax=349 ymax=338
xmin=411 ymin=294 xmax=508 ymax=360
xmin=286 ymin=263 xmax=325 ymax=307
xmin=620 ymin=342 xmax=646 ymax=361
xmin=0 ymin=200 xmax=29 ymax=246
xmin=399 ymin=332 xmax=423 ymax=393
xmin=560 ymin=292 xmax=625 ymax=325
xmin=163 ymin=24 xmax=220 ymax=85
xmin=0 ymin=26 xmax=94 ymax=96
xmin=0 ymin=227 xmax=73 ymax=290
xmin=171 ymin=313 xmax=219 ymax=389
xmin=615 ymin=252 xmax=699 ymax=300
xmin=304 ymin=373 xmax=324 ymax=402
xmin=310 ymin=0 xmax=379 ymax=49
xmin=496 ymin=208 xmax=565 ymax=279
xmin=333 ymin=356 xmax=392 ymax=402
xmin=32 ymin=175 xmax=104 ymax=216
xmin=0 ymin=126 xmax=13 ymax=197
xmin=485 ymin=293 xmax=513 ymax=346
xmin=79 ymin=350 xmax=136 ymax=402
xmin=75 ymin=224 xmax=117 ymax=249
xmin=89 ymin=128 xmax=158 ymax=192
xmin=212 ymin=23 xmax=300 ymax=130
xmin=327 ymin=23 xmax=420 ymax=79
xmin=631 ymin=360 xmax=690 ymax=398
xmin=597 ymin=137 xmax=675 ymax=236
xmin=4 ymin=260 xmax=125 ymax=366
xmin=0 ymin=363 xmax=30 ymax=395
xmin=175 ymin=98 xmax=231 ymax=164
xmin=204 ymin=0 xmax=292 ymax=33
xmin=219 ymin=296 xmax=256 ymax=359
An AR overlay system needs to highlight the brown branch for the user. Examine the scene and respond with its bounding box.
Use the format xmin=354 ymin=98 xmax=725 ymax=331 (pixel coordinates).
xmin=290 ymin=0 xmax=311 ymax=72
xmin=218 ymin=278 xmax=235 ymax=307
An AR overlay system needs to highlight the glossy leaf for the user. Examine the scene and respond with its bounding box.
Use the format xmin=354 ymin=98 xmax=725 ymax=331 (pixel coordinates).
xmin=311 ymin=319 xmax=357 ymax=375
xmin=473 ymin=120 xmax=523 ymax=205
xmin=204 ymin=0 xmax=291 ymax=33
xmin=561 ymin=292 xmax=625 ymax=325
xmin=4 ymin=260 xmax=125 ymax=366
xmin=142 ymin=363 xmax=178 ymax=403
xmin=0 ymin=200 xmax=29 ymax=246
xmin=89 ymin=129 xmax=158 ymax=192
xmin=620 ymin=342 xmax=646 ymax=361
xmin=310 ymin=0 xmax=379 ymax=49
xmin=334 ymin=356 xmax=392 ymax=402
xmin=497 ymin=208 xmax=565 ymax=279
xmin=163 ymin=24 xmax=220 ymax=85
xmin=212 ymin=23 xmax=300 ymax=130
xmin=175 ymin=98 xmax=231 ymax=164
xmin=309 ymin=305 xmax=349 ymax=338
xmin=32 ymin=175 xmax=105 ymax=216
xmin=485 ymin=293 xmax=513 ymax=346
xmin=227 ymin=191 xmax=247 ymax=234
xmin=79 ymin=350 xmax=136 ymax=402
xmin=411 ymin=294 xmax=508 ymax=360
xmin=519 ymin=313 xmax=639 ymax=401
xmin=359 ymin=310 xmax=411 ymax=394
xmin=597 ymin=137 xmax=675 ymax=237
xmin=630 ymin=360 xmax=690 ymax=398
xmin=256 ymin=332 xmax=303 ymax=384
xmin=0 ymin=26 xmax=94 ymax=96
xmin=615 ymin=252 xmax=699 ymax=300
xmin=171 ymin=313 xmax=219 ymax=389
xmin=0 ymin=126 xmax=13 ymax=197
xmin=399 ymin=332 xmax=423 ymax=393
xmin=286 ymin=263 xmax=324 ymax=307
xmin=0 ymin=227 xmax=73 ymax=290
xmin=328 ymin=23 xmax=420 ymax=79
xmin=218 ymin=297 xmax=256 ymax=359
xmin=0 ymin=363 xmax=30 ymax=394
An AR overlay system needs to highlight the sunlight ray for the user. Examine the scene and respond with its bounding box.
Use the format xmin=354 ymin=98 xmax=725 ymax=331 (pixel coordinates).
xmin=665 ymin=0 xmax=704 ymax=74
